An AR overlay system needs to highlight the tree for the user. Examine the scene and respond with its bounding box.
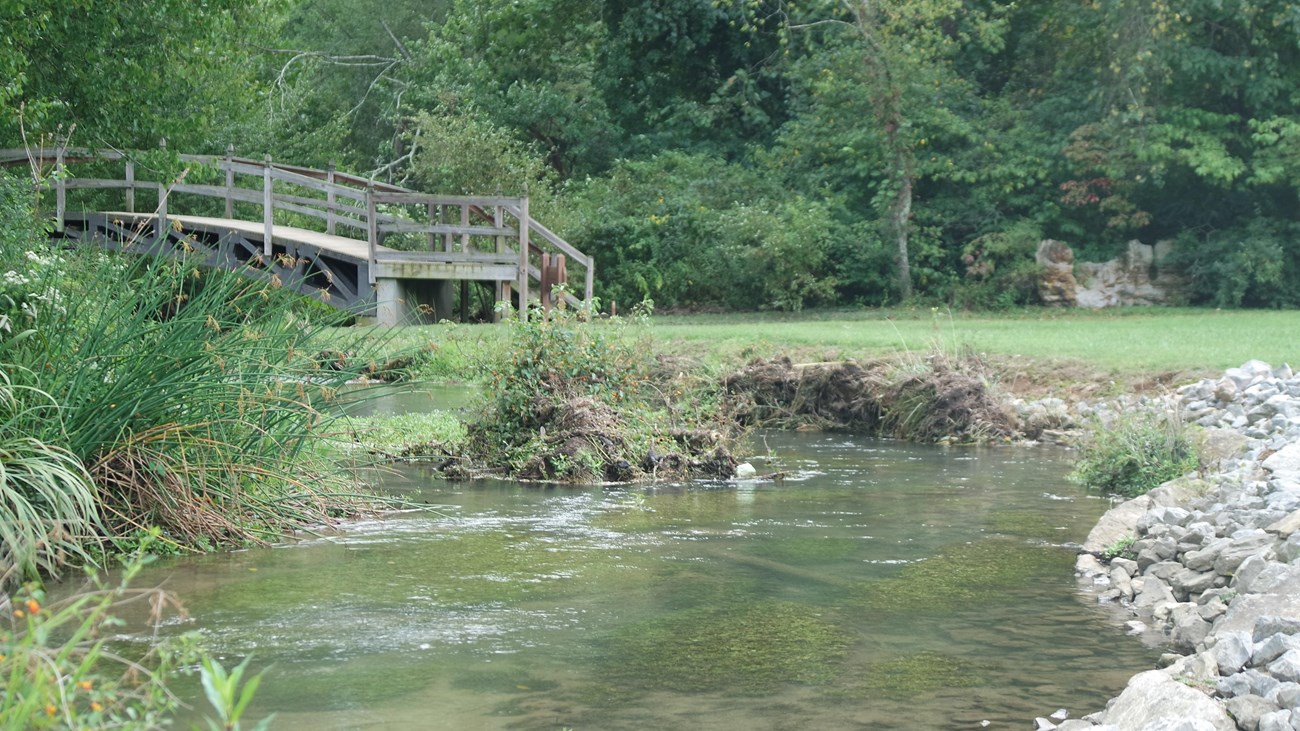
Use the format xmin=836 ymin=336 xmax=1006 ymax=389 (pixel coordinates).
xmin=736 ymin=0 xmax=1010 ymax=300
xmin=1 ymin=0 xmax=274 ymax=151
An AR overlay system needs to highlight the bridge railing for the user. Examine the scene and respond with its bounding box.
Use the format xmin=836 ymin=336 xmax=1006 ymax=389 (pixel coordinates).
xmin=0 ymin=145 xmax=594 ymax=317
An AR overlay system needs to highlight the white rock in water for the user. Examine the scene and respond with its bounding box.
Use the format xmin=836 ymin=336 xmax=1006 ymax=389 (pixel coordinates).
xmin=735 ymin=462 xmax=757 ymax=479
xmin=1050 ymin=708 xmax=1069 ymax=720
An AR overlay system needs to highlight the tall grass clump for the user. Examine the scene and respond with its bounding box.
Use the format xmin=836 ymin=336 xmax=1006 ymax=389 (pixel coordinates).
xmin=1070 ymin=405 xmax=1199 ymax=498
xmin=0 ymin=170 xmax=381 ymax=581
xmin=0 ymin=376 xmax=99 ymax=587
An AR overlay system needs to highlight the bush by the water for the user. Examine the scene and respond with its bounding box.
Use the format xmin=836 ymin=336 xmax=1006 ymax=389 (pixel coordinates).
xmin=466 ymin=304 xmax=737 ymax=482
xmin=1 ymin=539 xmax=269 ymax=730
xmin=1070 ymin=407 xmax=1199 ymax=498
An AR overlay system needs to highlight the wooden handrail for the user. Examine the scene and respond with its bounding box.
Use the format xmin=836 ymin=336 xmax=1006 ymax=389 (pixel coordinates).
xmin=6 ymin=145 xmax=595 ymax=314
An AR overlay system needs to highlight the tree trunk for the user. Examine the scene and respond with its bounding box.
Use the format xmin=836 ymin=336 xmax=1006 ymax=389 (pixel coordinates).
xmin=891 ymin=166 xmax=913 ymax=300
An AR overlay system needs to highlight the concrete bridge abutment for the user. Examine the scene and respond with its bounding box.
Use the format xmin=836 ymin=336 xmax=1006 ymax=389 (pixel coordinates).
xmin=375 ymin=278 xmax=455 ymax=326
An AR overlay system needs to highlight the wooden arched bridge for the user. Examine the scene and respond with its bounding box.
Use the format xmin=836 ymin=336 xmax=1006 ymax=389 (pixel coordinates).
xmin=0 ymin=144 xmax=593 ymax=324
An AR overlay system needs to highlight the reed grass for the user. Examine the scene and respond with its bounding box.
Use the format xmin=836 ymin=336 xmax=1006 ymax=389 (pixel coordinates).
xmin=0 ymin=219 xmax=384 ymax=580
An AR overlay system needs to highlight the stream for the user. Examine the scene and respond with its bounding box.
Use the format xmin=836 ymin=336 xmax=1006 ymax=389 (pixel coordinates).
xmin=102 ymin=388 xmax=1158 ymax=730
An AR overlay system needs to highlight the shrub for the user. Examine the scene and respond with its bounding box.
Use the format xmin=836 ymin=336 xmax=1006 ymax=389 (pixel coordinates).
xmin=467 ymin=305 xmax=736 ymax=482
xmin=1070 ymin=406 xmax=1198 ymax=498
xmin=558 ymin=152 xmax=841 ymax=311
xmin=1 ymin=540 xmax=269 ymax=730
xmin=949 ymin=219 xmax=1044 ymax=310
xmin=1171 ymin=218 xmax=1300 ymax=308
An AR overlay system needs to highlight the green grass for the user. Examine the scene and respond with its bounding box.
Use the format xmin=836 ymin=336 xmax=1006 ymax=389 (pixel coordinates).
xmin=334 ymin=307 xmax=1300 ymax=387
xmin=339 ymin=411 xmax=467 ymax=458
xmin=650 ymin=307 xmax=1300 ymax=375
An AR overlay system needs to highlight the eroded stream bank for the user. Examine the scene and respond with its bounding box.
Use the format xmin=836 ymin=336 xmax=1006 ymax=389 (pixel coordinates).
xmin=103 ymin=430 xmax=1158 ymax=730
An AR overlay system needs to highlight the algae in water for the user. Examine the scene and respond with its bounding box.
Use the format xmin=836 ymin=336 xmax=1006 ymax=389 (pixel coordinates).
xmin=600 ymin=600 xmax=848 ymax=694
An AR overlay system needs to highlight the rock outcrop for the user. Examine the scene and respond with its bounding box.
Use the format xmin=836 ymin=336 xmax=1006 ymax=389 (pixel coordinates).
xmin=1036 ymin=239 xmax=1183 ymax=308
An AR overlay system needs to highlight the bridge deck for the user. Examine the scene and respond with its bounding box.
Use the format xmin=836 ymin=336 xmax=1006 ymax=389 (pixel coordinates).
xmin=101 ymin=212 xmax=380 ymax=262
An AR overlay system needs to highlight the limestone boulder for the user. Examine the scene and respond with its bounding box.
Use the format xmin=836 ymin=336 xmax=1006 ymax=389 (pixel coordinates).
xmin=1037 ymin=239 xmax=1078 ymax=306
xmin=1096 ymin=670 xmax=1235 ymax=730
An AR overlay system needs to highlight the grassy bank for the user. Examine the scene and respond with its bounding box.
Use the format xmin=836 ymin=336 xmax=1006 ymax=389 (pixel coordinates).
xmin=336 ymin=307 xmax=1300 ymax=388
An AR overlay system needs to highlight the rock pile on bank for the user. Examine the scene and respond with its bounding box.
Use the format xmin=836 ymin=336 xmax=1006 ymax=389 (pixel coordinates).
xmin=1037 ymin=360 xmax=1300 ymax=731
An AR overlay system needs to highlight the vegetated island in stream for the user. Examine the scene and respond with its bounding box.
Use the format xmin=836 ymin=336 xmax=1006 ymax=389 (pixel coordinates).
xmin=351 ymin=311 xmax=1061 ymax=486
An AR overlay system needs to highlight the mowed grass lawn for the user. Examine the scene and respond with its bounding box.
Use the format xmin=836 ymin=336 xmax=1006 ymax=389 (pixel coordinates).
xmin=354 ymin=307 xmax=1299 ymax=383
xmin=653 ymin=307 xmax=1300 ymax=377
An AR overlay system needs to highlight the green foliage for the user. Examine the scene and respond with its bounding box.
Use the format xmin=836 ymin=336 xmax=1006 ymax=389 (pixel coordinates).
xmin=198 ymin=656 xmax=273 ymax=731
xmin=560 ymin=152 xmax=839 ymax=311
xmin=0 ymin=382 xmax=99 ymax=587
xmin=1101 ymin=535 xmax=1137 ymax=561
xmin=1071 ymin=407 xmax=1199 ymax=498
xmin=468 ymin=306 xmax=735 ymax=482
xmin=950 ymin=219 xmax=1044 ymax=309
xmin=1 ymin=0 xmax=272 ymax=149
xmin=406 ymin=109 xmax=558 ymax=202
xmin=1172 ymin=219 xmax=1300 ymax=308
xmin=0 ymin=540 xmax=244 ymax=730
xmin=472 ymin=308 xmax=652 ymax=478
xmin=343 ymin=411 xmax=467 ymax=460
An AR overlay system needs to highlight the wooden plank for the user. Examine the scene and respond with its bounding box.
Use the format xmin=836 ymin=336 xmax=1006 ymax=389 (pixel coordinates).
xmin=326 ymin=164 xmax=337 ymax=235
xmin=375 ymin=251 xmax=517 ymax=264
xmin=55 ymin=146 xmax=65 ymax=232
xmin=61 ymin=179 xmax=144 ymax=190
xmin=172 ymin=183 xmax=259 ymax=202
xmin=371 ymin=261 xmax=518 ymax=281
xmin=125 ymin=161 xmax=135 ymax=213
xmin=371 ymin=192 xmax=524 ymax=208
xmin=224 ymin=145 xmax=235 ymax=219
xmin=378 ymin=222 xmax=515 ymax=237
xmin=366 ymin=187 xmax=379 ymax=286
xmin=519 ymin=213 xmax=591 ymax=268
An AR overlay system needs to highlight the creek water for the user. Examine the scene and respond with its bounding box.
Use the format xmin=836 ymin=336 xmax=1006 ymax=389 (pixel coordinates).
xmin=106 ymin=388 xmax=1160 ymax=730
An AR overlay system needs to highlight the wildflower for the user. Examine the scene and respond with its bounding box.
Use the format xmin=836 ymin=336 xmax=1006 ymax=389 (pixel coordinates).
xmin=91 ymin=702 xmax=103 ymax=713
xmin=45 ymin=704 xmax=56 ymax=716
xmin=79 ymin=680 xmax=93 ymax=691
xmin=24 ymin=599 xmax=39 ymax=614
xmin=12 ymin=609 xmax=23 ymax=619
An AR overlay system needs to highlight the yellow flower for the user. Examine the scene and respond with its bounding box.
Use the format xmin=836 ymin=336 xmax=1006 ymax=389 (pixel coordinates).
xmin=79 ymin=680 xmax=93 ymax=691
xmin=24 ymin=599 xmax=39 ymax=614
xmin=12 ymin=610 xmax=22 ymax=619
xmin=91 ymin=702 xmax=103 ymax=713
xmin=45 ymin=704 xmax=56 ymax=716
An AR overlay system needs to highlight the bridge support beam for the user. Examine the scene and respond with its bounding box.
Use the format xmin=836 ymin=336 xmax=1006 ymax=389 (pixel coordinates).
xmin=375 ymin=278 xmax=455 ymax=326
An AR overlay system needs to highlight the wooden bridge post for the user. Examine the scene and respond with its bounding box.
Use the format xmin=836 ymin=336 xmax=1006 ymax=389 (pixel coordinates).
xmin=584 ymin=258 xmax=595 ymax=320
xmin=262 ymin=155 xmax=273 ymax=258
xmin=125 ymin=158 xmax=135 ymax=213
xmin=494 ymin=205 xmax=508 ymax=322
xmin=326 ymin=161 xmax=337 ymax=235
xmin=541 ymin=252 xmax=552 ymax=317
xmin=156 ymin=139 xmax=168 ymax=240
xmin=366 ymin=182 xmax=378 ymax=286
xmin=425 ymin=202 xmax=436 ymax=252
xmin=517 ymin=196 xmax=530 ymax=322
xmin=224 ymin=144 xmax=235 ymax=219
xmin=54 ymin=144 xmax=65 ymax=233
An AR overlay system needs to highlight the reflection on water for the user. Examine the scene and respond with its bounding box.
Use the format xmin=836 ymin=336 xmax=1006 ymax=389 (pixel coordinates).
xmin=105 ymin=432 xmax=1157 ymax=730
xmin=337 ymin=383 xmax=478 ymax=418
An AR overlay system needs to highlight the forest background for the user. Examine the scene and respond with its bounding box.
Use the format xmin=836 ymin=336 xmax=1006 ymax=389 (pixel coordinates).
xmin=4 ymin=0 xmax=1299 ymax=313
